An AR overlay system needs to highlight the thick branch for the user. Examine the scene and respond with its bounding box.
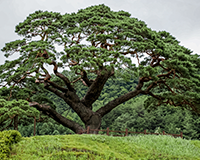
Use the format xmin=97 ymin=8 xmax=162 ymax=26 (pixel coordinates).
xmin=81 ymin=71 xmax=112 ymax=108
xmin=44 ymin=84 xmax=90 ymax=122
xmin=75 ymin=70 xmax=94 ymax=87
xmin=97 ymin=89 xmax=142 ymax=117
xmin=47 ymin=80 xmax=68 ymax=92
xmin=81 ymin=70 xmax=94 ymax=87
xmin=44 ymin=84 xmax=75 ymax=106
xmin=96 ymin=79 xmax=144 ymax=117
xmin=29 ymin=102 xmax=85 ymax=133
xmin=44 ymin=80 xmax=96 ymax=124
xmin=50 ymin=61 xmax=74 ymax=91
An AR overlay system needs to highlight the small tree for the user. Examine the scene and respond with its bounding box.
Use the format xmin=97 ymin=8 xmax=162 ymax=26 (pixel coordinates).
xmin=0 ymin=99 xmax=39 ymax=132
xmin=0 ymin=4 xmax=200 ymax=134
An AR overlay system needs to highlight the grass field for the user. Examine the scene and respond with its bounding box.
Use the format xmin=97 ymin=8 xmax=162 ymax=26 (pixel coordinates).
xmin=8 ymin=134 xmax=200 ymax=160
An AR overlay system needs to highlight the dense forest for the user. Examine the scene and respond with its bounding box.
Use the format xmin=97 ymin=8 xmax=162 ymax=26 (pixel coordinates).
xmin=1 ymin=70 xmax=199 ymax=140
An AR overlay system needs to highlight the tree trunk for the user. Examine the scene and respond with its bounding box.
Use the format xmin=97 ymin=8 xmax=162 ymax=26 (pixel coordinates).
xmin=14 ymin=115 xmax=18 ymax=130
xmin=85 ymin=113 xmax=101 ymax=134
xmin=29 ymin=87 xmax=143 ymax=135
xmin=34 ymin=117 xmax=36 ymax=136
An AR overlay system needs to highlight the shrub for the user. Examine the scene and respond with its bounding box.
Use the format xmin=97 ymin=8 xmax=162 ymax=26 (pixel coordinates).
xmin=0 ymin=130 xmax=22 ymax=159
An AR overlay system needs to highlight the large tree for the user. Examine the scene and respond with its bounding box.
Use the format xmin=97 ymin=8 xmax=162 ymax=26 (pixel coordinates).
xmin=0 ymin=4 xmax=200 ymax=134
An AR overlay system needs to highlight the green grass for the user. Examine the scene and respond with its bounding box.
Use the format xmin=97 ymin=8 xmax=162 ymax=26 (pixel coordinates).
xmin=7 ymin=134 xmax=200 ymax=160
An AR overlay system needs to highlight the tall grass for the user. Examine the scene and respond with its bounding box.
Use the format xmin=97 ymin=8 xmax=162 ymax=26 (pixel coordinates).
xmin=8 ymin=134 xmax=200 ymax=160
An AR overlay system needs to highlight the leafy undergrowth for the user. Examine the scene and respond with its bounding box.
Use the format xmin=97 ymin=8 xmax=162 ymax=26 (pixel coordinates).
xmin=8 ymin=134 xmax=200 ymax=160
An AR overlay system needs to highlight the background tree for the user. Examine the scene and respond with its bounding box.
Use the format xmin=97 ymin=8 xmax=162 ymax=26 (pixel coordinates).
xmin=0 ymin=4 xmax=200 ymax=134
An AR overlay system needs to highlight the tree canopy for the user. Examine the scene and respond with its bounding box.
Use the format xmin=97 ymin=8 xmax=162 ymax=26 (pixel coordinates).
xmin=0 ymin=4 xmax=200 ymax=133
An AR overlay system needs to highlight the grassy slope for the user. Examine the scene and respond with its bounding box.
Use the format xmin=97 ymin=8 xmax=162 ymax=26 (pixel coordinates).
xmin=9 ymin=134 xmax=200 ymax=160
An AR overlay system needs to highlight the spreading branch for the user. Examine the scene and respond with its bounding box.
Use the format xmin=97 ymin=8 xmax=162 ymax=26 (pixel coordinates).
xmin=81 ymin=70 xmax=94 ymax=87
xmin=81 ymin=70 xmax=113 ymax=108
xmin=29 ymin=102 xmax=85 ymax=133
xmin=46 ymin=80 xmax=68 ymax=92
xmin=96 ymin=79 xmax=144 ymax=117
xmin=50 ymin=61 xmax=74 ymax=91
xmin=43 ymin=83 xmax=74 ymax=106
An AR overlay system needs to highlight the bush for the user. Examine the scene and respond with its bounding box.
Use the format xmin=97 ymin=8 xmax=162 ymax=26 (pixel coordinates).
xmin=0 ymin=130 xmax=22 ymax=159
xmin=0 ymin=140 xmax=10 ymax=160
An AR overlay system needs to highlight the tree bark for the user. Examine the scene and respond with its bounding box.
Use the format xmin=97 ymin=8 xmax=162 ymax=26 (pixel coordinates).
xmin=13 ymin=115 xmax=18 ymax=130
xmin=85 ymin=113 xmax=101 ymax=134
xmin=29 ymin=101 xmax=103 ymax=134
xmin=81 ymin=71 xmax=112 ymax=108
xmin=34 ymin=117 xmax=36 ymax=136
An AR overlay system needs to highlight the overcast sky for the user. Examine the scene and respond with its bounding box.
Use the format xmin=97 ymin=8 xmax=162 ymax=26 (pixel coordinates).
xmin=0 ymin=0 xmax=200 ymax=67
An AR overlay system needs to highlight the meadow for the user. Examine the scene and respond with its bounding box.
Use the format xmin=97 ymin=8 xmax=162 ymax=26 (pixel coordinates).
xmin=8 ymin=133 xmax=200 ymax=160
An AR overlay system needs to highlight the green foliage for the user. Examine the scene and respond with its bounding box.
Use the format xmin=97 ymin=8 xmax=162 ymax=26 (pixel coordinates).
xmin=0 ymin=130 xmax=22 ymax=159
xmin=0 ymin=99 xmax=40 ymax=131
xmin=0 ymin=141 xmax=10 ymax=160
xmin=17 ymin=118 xmax=74 ymax=137
xmin=0 ymin=130 xmax=22 ymax=145
xmin=30 ymin=92 xmax=57 ymax=109
xmin=0 ymin=80 xmax=57 ymax=108
xmin=2 ymin=4 xmax=199 ymax=88
xmin=100 ymin=95 xmax=200 ymax=140
xmin=182 ymin=112 xmax=199 ymax=140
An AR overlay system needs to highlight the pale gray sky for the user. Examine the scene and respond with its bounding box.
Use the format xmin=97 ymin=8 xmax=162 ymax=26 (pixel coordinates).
xmin=0 ymin=0 xmax=200 ymax=66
